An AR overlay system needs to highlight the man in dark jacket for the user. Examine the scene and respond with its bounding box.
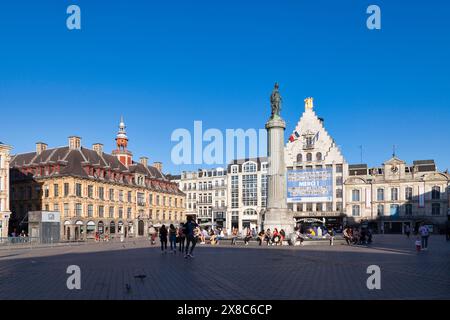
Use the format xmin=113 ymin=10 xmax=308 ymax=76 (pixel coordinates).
xmin=184 ymin=216 xmax=199 ymax=258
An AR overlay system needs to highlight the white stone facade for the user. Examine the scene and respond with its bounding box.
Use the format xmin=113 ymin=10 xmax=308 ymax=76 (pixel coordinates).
xmin=345 ymin=157 xmax=450 ymax=233
xmin=0 ymin=142 xmax=12 ymax=238
xmin=226 ymin=158 xmax=268 ymax=232
xmin=179 ymin=168 xmax=227 ymax=228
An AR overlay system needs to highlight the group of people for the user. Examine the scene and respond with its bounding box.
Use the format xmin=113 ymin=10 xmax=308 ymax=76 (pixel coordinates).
xmin=154 ymin=216 xmax=199 ymax=258
xmin=255 ymin=228 xmax=286 ymax=246
xmin=343 ymin=226 xmax=373 ymax=245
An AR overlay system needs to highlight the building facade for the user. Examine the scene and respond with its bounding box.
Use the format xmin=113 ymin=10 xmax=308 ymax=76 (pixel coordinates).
xmin=345 ymin=158 xmax=450 ymax=233
xmin=0 ymin=142 xmax=12 ymax=238
xmin=9 ymin=119 xmax=185 ymax=240
xmin=284 ymin=98 xmax=349 ymax=229
xmin=178 ymin=168 xmax=227 ymax=228
xmin=226 ymin=158 xmax=268 ymax=231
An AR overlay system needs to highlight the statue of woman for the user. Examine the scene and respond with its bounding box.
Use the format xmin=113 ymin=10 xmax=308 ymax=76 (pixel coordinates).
xmin=270 ymin=82 xmax=282 ymax=118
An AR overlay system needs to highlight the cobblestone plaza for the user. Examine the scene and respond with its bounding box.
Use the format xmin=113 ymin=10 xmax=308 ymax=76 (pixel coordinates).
xmin=1 ymin=235 xmax=449 ymax=300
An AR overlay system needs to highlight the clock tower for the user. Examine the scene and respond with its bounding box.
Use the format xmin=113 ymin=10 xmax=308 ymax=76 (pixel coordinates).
xmin=112 ymin=116 xmax=133 ymax=167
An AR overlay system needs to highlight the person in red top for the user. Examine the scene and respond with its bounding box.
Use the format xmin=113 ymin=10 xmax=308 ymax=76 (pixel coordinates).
xmin=272 ymin=228 xmax=280 ymax=245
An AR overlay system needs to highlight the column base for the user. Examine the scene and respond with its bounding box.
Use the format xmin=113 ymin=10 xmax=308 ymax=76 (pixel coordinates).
xmin=263 ymin=208 xmax=295 ymax=235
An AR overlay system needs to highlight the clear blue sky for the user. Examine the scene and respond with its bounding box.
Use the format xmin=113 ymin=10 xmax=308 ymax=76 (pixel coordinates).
xmin=1 ymin=0 xmax=449 ymax=174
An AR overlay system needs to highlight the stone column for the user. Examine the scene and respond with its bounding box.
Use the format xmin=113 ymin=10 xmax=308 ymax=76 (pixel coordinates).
xmin=263 ymin=116 xmax=294 ymax=234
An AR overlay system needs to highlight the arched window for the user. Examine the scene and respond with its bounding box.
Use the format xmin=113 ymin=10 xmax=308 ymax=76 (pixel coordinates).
xmin=377 ymin=188 xmax=384 ymax=201
xmin=243 ymin=161 xmax=257 ymax=173
xmin=296 ymin=154 xmax=302 ymax=163
xmin=432 ymin=186 xmax=440 ymax=200
xmin=405 ymin=187 xmax=413 ymax=200
xmin=306 ymin=153 xmax=312 ymax=162
xmin=316 ymin=152 xmax=322 ymax=161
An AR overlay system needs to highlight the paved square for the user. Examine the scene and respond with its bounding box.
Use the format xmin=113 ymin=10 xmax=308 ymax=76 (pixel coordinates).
xmin=0 ymin=235 xmax=449 ymax=300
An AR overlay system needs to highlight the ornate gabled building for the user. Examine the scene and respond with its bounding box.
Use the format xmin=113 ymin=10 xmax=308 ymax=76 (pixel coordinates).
xmin=9 ymin=118 xmax=185 ymax=240
xmin=345 ymin=157 xmax=450 ymax=233
xmin=284 ymin=98 xmax=348 ymax=229
xmin=0 ymin=142 xmax=12 ymax=238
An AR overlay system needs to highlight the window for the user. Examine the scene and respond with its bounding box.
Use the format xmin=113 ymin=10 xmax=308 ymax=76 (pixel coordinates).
xmin=75 ymin=203 xmax=82 ymax=217
xmin=336 ymin=176 xmax=343 ymax=185
xmin=137 ymin=192 xmax=145 ymax=206
xmin=336 ymin=189 xmax=343 ymax=198
xmin=127 ymin=208 xmax=132 ymax=219
xmin=88 ymin=204 xmax=93 ymax=217
xmin=432 ymin=186 xmax=440 ymax=200
xmin=261 ymin=174 xmax=267 ymax=207
xmin=316 ymin=152 xmax=322 ymax=161
xmin=336 ymin=202 xmax=343 ymax=212
xmin=128 ymin=191 xmax=132 ymax=203
xmin=405 ymin=187 xmax=413 ymax=201
xmin=231 ymin=165 xmax=238 ymax=174
xmin=98 ymin=206 xmax=104 ymax=218
xmin=119 ymin=190 xmax=124 ymax=202
xmin=109 ymin=207 xmax=114 ymax=218
xmin=149 ymin=194 xmax=153 ymax=205
xmin=75 ymin=183 xmax=82 ymax=197
xmin=377 ymin=188 xmax=384 ymax=201
xmin=432 ymin=203 xmax=440 ymax=215
xmin=306 ymin=153 xmax=312 ymax=162
xmin=109 ymin=189 xmax=114 ymax=201
xmin=306 ymin=203 xmax=313 ymax=211
xmin=64 ymin=203 xmax=69 ymax=216
xmin=44 ymin=186 xmax=49 ymax=198
xmin=390 ymin=204 xmax=399 ymax=216
xmin=391 ymin=188 xmax=398 ymax=201
xmin=405 ymin=204 xmax=412 ymax=216
xmin=377 ymin=204 xmax=384 ymax=216
xmin=53 ymin=203 xmax=59 ymax=212
xmin=99 ymin=187 xmax=104 ymax=200
xmin=336 ymin=164 xmax=343 ymax=173
xmin=352 ymin=205 xmax=360 ymax=216
xmin=296 ymin=154 xmax=302 ymax=163
xmin=244 ymin=209 xmax=257 ymax=216
xmin=243 ymin=162 xmax=257 ymax=173
xmin=88 ymin=185 xmax=94 ymax=198
xmin=119 ymin=207 xmax=123 ymax=219
xmin=231 ymin=176 xmax=239 ymax=209
xmin=352 ymin=190 xmax=360 ymax=202
xmin=54 ymin=184 xmax=59 ymax=197
xmin=242 ymin=174 xmax=257 ymax=206
xmin=316 ymin=203 xmax=323 ymax=211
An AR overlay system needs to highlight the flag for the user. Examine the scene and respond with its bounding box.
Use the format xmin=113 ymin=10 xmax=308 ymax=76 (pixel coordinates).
xmin=289 ymin=135 xmax=295 ymax=142
xmin=294 ymin=131 xmax=300 ymax=138
xmin=313 ymin=131 xmax=320 ymax=142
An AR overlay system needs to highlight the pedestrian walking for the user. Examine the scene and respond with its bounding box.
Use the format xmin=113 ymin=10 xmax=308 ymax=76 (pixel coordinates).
xmin=328 ymin=228 xmax=335 ymax=246
xmin=404 ymin=225 xmax=411 ymax=239
xmin=184 ymin=216 xmax=199 ymax=258
xmin=159 ymin=225 xmax=168 ymax=253
xmin=169 ymin=224 xmax=177 ymax=253
xmin=178 ymin=223 xmax=186 ymax=253
xmin=418 ymin=223 xmax=430 ymax=250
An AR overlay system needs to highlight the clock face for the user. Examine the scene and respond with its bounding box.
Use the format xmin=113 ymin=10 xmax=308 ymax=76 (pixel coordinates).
xmin=391 ymin=166 xmax=399 ymax=173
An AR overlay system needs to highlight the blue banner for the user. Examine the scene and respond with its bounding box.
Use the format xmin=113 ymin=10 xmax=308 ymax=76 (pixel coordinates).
xmin=287 ymin=168 xmax=333 ymax=203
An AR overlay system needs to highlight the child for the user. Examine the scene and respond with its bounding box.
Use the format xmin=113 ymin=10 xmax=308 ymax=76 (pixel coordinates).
xmin=415 ymin=237 xmax=422 ymax=252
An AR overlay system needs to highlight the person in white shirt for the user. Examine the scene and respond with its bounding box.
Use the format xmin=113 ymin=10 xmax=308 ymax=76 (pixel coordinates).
xmin=418 ymin=223 xmax=430 ymax=250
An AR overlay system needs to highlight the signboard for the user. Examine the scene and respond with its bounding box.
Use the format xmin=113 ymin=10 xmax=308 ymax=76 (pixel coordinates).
xmin=287 ymin=168 xmax=333 ymax=203
xmin=42 ymin=211 xmax=61 ymax=223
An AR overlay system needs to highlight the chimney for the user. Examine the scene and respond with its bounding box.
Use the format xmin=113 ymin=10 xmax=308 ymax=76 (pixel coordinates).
xmin=68 ymin=136 xmax=81 ymax=150
xmin=92 ymin=143 xmax=104 ymax=155
xmin=36 ymin=142 xmax=48 ymax=155
xmin=304 ymin=97 xmax=314 ymax=110
xmin=140 ymin=157 xmax=149 ymax=167
xmin=153 ymin=161 xmax=163 ymax=172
